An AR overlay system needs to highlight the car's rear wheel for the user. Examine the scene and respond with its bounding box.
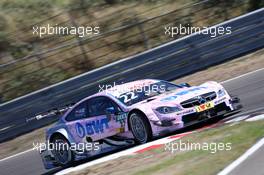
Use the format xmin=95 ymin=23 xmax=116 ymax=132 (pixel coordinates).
xmin=51 ymin=135 xmax=74 ymax=166
xmin=129 ymin=112 xmax=152 ymax=144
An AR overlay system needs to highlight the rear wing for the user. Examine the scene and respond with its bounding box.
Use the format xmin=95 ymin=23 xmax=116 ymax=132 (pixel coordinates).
xmin=26 ymin=103 xmax=75 ymax=122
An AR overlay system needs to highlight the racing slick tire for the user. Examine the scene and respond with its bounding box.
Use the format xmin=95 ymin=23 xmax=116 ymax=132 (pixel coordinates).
xmin=51 ymin=135 xmax=74 ymax=167
xmin=129 ymin=112 xmax=152 ymax=144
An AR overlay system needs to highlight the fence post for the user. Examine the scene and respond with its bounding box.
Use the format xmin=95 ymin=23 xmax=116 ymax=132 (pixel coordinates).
xmin=68 ymin=12 xmax=90 ymax=70
xmin=134 ymin=17 xmax=150 ymax=50
xmin=33 ymin=42 xmax=45 ymax=68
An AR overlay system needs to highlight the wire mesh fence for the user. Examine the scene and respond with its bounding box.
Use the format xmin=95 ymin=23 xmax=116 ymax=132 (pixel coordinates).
xmin=0 ymin=0 xmax=254 ymax=102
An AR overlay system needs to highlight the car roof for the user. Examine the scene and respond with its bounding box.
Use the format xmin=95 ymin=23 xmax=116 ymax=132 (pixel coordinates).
xmin=99 ymin=79 xmax=160 ymax=97
xmin=78 ymin=79 xmax=160 ymax=102
xmin=62 ymin=79 xmax=161 ymax=119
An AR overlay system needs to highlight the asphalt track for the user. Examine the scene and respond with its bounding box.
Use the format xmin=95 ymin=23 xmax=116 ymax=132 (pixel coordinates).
xmin=229 ymin=141 xmax=264 ymax=175
xmin=0 ymin=68 xmax=264 ymax=175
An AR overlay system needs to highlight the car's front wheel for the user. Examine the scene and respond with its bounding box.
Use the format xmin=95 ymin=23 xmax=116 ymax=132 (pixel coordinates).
xmin=51 ymin=135 xmax=74 ymax=166
xmin=129 ymin=112 xmax=152 ymax=144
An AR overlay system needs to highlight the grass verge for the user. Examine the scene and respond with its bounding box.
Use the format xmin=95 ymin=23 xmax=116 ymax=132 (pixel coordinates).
xmin=72 ymin=120 xmax=264 ymax=175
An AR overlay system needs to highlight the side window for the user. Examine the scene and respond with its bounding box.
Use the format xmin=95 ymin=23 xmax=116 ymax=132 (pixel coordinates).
xmin=65 ymin=102 xmax=87 ymax=121
xmin=88 ymin=97 xmax=121 ymax=117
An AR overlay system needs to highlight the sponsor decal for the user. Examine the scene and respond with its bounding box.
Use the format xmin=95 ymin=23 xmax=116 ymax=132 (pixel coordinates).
xmin=161 ymin=87 xmax=207 ymax=102
xmin=75 ymin=118 xmax=109 ymax=138
xmin=195 ymin=102 xmax=214 ymax=112
xmin=175 ymin=87 xmax=207 ymax=96
xmin=118 ymin=92 xmax=138 ymax=103
xmin=176 ymin=109 xmax=195 ymax=116
xmin=161 ymin=96 xmax=178 ymax=102
xmin=114 ymin=113 xmax=127 ymax=123
xmin=114 ymin=113 xmax=127 ymax=129
xmin=76 ymin=123 xmax=86 ymax=138
xmin=116 ymin=127 xmax=125 ymax=133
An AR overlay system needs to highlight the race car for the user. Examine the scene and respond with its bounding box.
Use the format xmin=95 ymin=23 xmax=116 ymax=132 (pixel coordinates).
xmin=40 ymin=79 xmax=241 ymax=169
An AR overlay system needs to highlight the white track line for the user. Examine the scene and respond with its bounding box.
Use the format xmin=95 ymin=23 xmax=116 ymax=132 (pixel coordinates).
xmin=0 ymin=149 xmax=33 ymax=162
xmin=246 ymin=114 xmax=264 ymax=122
xmin=221 ymin=67 xmax=264 ymax=84
xmin=218 ymin=137 xmax=264 ymax=175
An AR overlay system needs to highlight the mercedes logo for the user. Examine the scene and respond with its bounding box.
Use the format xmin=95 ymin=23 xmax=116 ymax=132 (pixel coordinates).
xmin=197 ymin=96 xmax=206 ymax=104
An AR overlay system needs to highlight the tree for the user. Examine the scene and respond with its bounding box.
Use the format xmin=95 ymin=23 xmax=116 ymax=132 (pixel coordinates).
xmin=248 ymin=0 xmax=264 ymax=11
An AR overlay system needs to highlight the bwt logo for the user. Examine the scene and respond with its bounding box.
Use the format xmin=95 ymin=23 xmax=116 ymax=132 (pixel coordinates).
xmin=75 ymin=118 xmax=109 ymax=138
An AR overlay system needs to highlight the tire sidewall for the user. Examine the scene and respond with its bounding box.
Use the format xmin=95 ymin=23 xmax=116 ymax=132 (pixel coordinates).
xmin=129 ymin=112 xmax=152 ymax=144
xmin=51 ymin=135 xmax=74 ymax=166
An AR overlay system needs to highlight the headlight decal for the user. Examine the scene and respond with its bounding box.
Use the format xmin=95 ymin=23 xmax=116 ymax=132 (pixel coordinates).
xmin=156 ymin=106 xmax=182 ymax=114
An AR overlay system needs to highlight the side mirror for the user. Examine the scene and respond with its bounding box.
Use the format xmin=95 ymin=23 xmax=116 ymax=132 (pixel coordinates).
xmin=105 ymin=107 xmax=116 ymax=114
xmin=179 ymin=83 xmax=191 ymax=88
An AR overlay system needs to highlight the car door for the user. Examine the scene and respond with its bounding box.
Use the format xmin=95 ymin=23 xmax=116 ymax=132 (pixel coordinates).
xmin=65 ymin=96 xmax=126 ymax=143
xmin=64 ymin=101 xmax=91 ymax=144
xmin=86 ymin=96 xmax=126 ymax=140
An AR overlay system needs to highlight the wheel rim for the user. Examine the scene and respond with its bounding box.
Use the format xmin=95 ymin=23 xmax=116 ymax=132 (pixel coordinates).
xmin=52 ymin=139 xmax=71 ymax=165
xmin=130 ymin=114 xmax=147 ymax=143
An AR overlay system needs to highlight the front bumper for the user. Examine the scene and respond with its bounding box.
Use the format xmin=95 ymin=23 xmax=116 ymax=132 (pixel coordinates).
xmin=151 ymin=96 xmax=242 ymax=134
xmin=181 ymin=102 xmax=232 ymax=126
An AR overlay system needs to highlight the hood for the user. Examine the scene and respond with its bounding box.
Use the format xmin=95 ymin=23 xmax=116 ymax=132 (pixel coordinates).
xmin=132 ymin=85 xmax=218 ymax=109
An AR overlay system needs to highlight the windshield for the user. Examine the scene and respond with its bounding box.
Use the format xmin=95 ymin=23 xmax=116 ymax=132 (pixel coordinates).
xmin=115 ymin=81 xmax=181 ymax=106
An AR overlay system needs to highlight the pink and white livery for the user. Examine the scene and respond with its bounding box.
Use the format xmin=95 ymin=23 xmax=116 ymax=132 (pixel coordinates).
xmin=41 ymin=79 xmax=241 ymax=169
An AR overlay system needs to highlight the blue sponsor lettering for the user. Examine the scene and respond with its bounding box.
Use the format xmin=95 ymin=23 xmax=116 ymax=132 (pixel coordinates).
xmin=75 ymin=117 xmax=109 ymax=137
xmin=85 ymin=123 xmax=94 ymax=135
xmin=175 ymin=87 xmax=207 ymax=96
xmin=75 ymin=123 xmax=85 ymax=138
xmin=160 ymin=96 xmax=178 ymax=102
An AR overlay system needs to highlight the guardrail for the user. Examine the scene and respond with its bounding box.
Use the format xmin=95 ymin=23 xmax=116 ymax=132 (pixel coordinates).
xmin=0 ymin=0 xmax=250 ymax=102
xmin=0 ymin=8 xmax=263 ymax=142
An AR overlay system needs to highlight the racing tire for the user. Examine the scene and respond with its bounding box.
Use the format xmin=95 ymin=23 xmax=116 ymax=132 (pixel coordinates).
xmin=51 ymin=135 xmax=74 ymax=167
xmin=129 ymin=112 xmax=152 ymax=144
